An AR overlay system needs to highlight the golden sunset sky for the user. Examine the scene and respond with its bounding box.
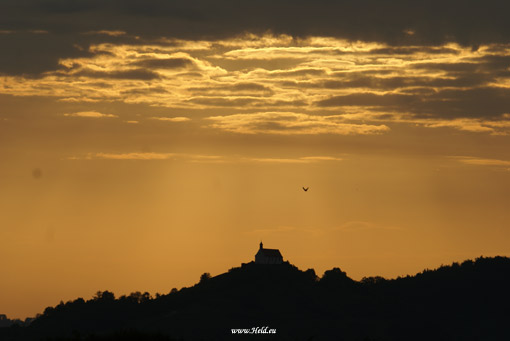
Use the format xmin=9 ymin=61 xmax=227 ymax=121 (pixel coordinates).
xmin=2 ymin=0 xmax=510 ymax=319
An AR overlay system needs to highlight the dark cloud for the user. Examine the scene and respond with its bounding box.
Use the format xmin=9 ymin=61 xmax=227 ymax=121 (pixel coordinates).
xmin=2 ymin=0 xmax=510 ymax=75
xmin=411 ymin=62 xmax=481 ymax=73
xmin=269 ymin=68 xmax=326 ymax=78
xmin=231 ymin=83 xmax=272 ymax=92
xmin=468 ymin=55 xmax=510 ymax=71
xmin=132 ymin=58 xmax=193 ymax=69
xmin=188 ymin=97 xmax=262 ymax=107
xmin=257 ymin=99 xmax=308 ymax=107
xmin=188 ymin=82 xmax=274 ymax=95
xmin=120 ymin=86 xmax=169 ymax=95
xmin=415 ymin=87 xmax=510 ymax=118
xmin=0 ymin=32 xmax=92 ymax=76
xmin=178 ymin=72 xmax=205 ymax=78
xmin=317 ymin=93 xmax=416 ymax=107
xmin=399 ymin=87 xmax=438 ymax=96
xmin=189 ymin=97 xmax=306 ymax=108
xmin=76 ymin=68 xmax=161 ymax=80
xmin=317 ymin=86 xmax=510 ymax=119
xmin=368 ymin=47 xmax=460 ymax=55
xmin=0 ymin=30 xmax=147 ymax=76
xmin=411 ymin=57 xmax=510 ymax=80
xmin=318 ymin=75 xmax=491 ymax=90
xmin=36 ymin=0 xmax=100 ymax=14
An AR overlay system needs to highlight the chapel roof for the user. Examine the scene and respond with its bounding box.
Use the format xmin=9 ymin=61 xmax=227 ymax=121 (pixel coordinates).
xmin=257 ymin=248 xmax=282 ymax=258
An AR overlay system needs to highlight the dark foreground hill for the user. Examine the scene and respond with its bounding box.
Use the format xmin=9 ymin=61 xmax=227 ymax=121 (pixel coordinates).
xmin=2 ymin=257 xmax=510 ymax=340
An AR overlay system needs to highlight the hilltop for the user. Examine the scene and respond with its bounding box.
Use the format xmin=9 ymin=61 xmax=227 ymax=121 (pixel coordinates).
xmin=1 ymin=257 xmax=510 ymax=340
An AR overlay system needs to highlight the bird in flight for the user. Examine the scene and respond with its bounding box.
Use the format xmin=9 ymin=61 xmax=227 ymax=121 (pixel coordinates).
xmin=302 ymin=187 xmax=309 ymax=192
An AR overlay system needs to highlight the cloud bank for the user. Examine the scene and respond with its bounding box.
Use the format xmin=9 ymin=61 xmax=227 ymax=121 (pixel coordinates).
xmin=2 ymin=0 xmax=510 ymax=75
xmin=2 ymin=2 xmax=510 ymax=136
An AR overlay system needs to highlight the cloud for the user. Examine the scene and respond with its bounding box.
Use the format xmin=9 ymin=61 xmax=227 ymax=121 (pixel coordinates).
xmin=69 ymin=152 xmax=225 ymax=162
xmin=187 ymin=97 xmax=263 ymax=107
xmin=0 ymin=31 xmax=93 ymax=75
xmin=85 ymin=30 xmax=126 ymax=37
xmin=151 ymin=116 xmax=190 ymax=122
xmin=408 ymin=116 xmax=510 ymax=135
xmin=454 ymin=156 xmax=510 ymax=167
xmin=420 ymin=118 xmax=496 ymax=133
xmin=315 ymin=86 xmax=510 ymax=127
xmin=63 ymin=111 xmax=117 ymax=118
xmin=299 ymin=156 xmax=343 ymax=162
xmin=75 ymin=69 xmax=161 ymax=80
xmin=268 ymin=68 xmax=327 ymax=78
xmin=334 ymin=221 xmax=402 ymax=232
xmin=2 ymin=31 xmax=510 ymax=136
xmin=82 ymin=152 xmax=174 ymax=160
xmin=3 ymin=0 xmax=510 ymax=77
xmin=243 ymin=156 xmax=342 ymax=163
xmin=132 ymin=58 xmax=193 ymax=69
xmin=206 ymin=112 xmax=389 ymax=135
xmin=316 ymin=74 xmax=489 ymax=91
xmin=316 ymin=93 xmax=415 ymax=108
xmin=68 ymin=152 xmax=341 ymax=164
xmin=187 ymin=82 xmax=274 ymax=96
xmin=246 ymin=225 xmax=323 ymax=236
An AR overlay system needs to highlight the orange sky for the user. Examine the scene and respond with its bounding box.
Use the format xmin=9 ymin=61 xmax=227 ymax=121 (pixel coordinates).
xmin=2 ymin=3 xmax=510 ymax=319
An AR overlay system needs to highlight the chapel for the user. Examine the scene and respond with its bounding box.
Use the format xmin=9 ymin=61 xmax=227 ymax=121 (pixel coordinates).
xmin=254 ymin=242 xmax=283 ymax=264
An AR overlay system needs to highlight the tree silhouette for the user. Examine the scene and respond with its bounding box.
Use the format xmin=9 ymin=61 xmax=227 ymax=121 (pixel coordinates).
xmin=93 ymin=291 xmax=115 ymax=301
xmin=2 ymin=257 xmax=510 ymax=340
xmin=199 ymin=272 xmax=211 ymax=284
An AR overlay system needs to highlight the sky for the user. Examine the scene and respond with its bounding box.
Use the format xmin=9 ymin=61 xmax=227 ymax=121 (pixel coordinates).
xmin=2 ymin=0 xmax=510 ymax=319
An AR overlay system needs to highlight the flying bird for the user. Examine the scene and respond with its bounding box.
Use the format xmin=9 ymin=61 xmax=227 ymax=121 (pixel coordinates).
xmin=302 ymin=187 xmax=309 ymax=192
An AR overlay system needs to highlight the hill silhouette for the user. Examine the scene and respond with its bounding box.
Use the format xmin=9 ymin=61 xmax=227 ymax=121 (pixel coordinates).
xmin=2 ymin=257 xmax=510 ymax=340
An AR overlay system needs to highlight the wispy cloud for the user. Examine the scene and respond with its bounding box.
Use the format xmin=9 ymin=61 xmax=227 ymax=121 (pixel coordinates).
xmin=419 ymin=118 xmax=507 ymax=134
xmin=187 ymin=155 xmax=225 ymax=163
xmin=151 ymin=116 xmax=191 ymax=122
xmin=84 ymin=30 xmax=126 ymax=37
xmin=300 ymin=156 xmax=343 ymax=161
xmin=68 ymin=152 xmax=224 ymax=162
xmin=68 ymin=152 xmax=341 ymax=164
xmin=247 ymin=225 xmax=323 ymax=236
xmin=63 ymin=111 xmax=118 ymax=118
xmin=206 ymin=112 xmax=389 ymax=135
xmin=334 ymin=221 xmax=403 ymax=232
xmin=243 ymin=156 xmax=342 ymax=163
xmin=93 ymin=152 xmax=174 ymax=160
xmin=454 ymin=156 xmax=510 ymax=167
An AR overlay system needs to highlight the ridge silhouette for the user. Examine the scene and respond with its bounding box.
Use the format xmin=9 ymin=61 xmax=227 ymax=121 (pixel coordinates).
xmin=2 ymin=256 xmax=510 ymax=340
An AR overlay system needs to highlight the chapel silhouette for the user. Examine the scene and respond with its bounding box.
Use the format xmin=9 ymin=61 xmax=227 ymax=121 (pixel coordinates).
xmin=254 ymin=241 xmax=283 ymax=264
